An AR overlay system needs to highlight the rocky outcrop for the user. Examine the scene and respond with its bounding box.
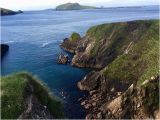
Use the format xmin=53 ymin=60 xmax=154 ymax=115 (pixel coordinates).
xmin=58 ymin=53 xmax=69 ymax=64
xmin=60 ymin=20 xmax=159 ymax=119
xmin=60 ymin=32 xmax=81 ymax=53
xmin=1 ymin=44 xmax=9 ymax=58
xmin=79 ymin=75 xmax=159 ymax=119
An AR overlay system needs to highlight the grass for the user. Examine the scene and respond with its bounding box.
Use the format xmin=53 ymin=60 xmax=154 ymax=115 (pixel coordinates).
xmin=102 ymin=20 xmax=159 ymax=84
xmin=86 ymin=20 xmax=158 ymax=58
xmin=1 ymin=72 xmax=64 ymax=119
xmin=70 ymin=32 xmax=81 ymax=42
xmin=142 ymin=77 xmax=159 ymax=113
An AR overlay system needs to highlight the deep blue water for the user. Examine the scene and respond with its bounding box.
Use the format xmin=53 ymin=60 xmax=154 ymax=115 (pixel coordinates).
xmin=1 ymin=6 xmax=159 ymax=118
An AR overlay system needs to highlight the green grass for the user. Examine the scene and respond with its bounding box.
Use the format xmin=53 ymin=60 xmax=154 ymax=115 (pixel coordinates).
xmin=1 ymin=73 xmax=27 ymax=119
xmin=1 ymin=72 xmax=64 ymax=119
xmin=142 ymin=78 xmax=159 ymax=113
xmin=102 ymin=20 xmax=159 ymax=84
xmin=70 ymin=32 xmax=81 ymax=42
xmin=86 ymin=20 xmax=159 ymax=58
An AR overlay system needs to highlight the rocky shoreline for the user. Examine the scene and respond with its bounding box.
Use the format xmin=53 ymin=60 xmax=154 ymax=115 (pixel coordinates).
xmin=60 ymin=20 xmax=159 ymax=119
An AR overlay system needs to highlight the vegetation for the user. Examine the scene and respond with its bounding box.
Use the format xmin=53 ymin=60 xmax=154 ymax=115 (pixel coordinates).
xmin=142 ymin=77 xmax=159 ymax=113
xmin=101 ymin=20 xmax=159 ymax=84
xmin=1 ymin=72 xmax=64 ymax=119
xmin=56 ymin=3 xmax=97 ymax=10
xmin=70 ymin=32 xmax=81 ymax=42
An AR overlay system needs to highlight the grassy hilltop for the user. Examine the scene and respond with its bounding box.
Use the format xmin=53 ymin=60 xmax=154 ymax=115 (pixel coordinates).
xmin=1 ymin=72 xmax=64 ymax=119
xmin=56 ymin=3 xmax=97 ymax=10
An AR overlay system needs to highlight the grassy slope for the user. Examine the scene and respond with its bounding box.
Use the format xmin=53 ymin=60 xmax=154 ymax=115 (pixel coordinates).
xmin=99 ymin=20 xmax=159 ymax=84
xmin=1 ymin=72 xmax=64 ymax=119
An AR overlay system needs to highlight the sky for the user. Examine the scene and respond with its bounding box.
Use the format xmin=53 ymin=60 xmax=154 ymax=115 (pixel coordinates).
xmin=0 ymin=0 xmax=159 ymax=10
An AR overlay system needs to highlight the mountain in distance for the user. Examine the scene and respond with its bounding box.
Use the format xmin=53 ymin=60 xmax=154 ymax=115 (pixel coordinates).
xmin=56 ymin=3 xmax=97 ymax=10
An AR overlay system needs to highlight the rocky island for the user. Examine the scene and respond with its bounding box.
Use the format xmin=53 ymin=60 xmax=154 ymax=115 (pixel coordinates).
xmin=60 ymin=20 xmax=159 ymax=119
xmin=1 ymin=72 xmax=64 ymax=119
xmin=1 ymin=44 xmax=9 ymax=58
xmin=56 ymin=3 xmax=97 ymax=10
xmin=1 ymin=8 xmax=23 ymax=16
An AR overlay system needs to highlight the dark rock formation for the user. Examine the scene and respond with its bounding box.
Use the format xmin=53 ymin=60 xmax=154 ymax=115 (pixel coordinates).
xmin=58 ymin=53 xmax=69 ymax=64
xmin=1 ymin=44 xmax=9 ymax=58
xmin=1 ymin=8 xmax=23 ymax=16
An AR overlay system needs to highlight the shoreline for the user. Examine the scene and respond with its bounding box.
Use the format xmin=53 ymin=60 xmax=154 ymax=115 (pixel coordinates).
xmin=59 ymin=19 xmax=159 ymax=119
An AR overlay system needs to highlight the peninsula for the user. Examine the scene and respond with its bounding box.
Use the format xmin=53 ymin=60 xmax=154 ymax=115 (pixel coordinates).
xmin=60 ymin=20 xmax=159 ymax=119
xmin=1 ymin=8 xmax=23 ymax=16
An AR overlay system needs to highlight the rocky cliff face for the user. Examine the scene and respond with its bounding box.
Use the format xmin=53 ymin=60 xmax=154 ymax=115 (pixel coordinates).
xmin=60 ymin=20 xmax=159 ymax=119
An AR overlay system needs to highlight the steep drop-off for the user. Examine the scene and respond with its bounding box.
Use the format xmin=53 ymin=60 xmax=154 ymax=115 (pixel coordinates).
xmin=60 ymin=20 xmax=159 ymax=119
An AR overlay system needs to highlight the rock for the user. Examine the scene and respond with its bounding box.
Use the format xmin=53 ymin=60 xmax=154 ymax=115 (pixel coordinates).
xmin=97 ymin=112 xmax=102 ymax=119
xmin=128 ymin=84 xmax=134 ymax=93
xmin=117 ymin=92 xmax=122 ymax=96
xmin=81 ymin=100 xmax=87 ymax=106
xmin=57 ymin=53 xmax=69 ymax=64
xmin=86 ymin=114 xmax=92 ymax=119
xmin=1 ymin=44 xmax=9 ymax=58
xmin=92 ymin=102 xmax=96 ymax=107
xmin=151 ymin=76 xmax=155 ymax=80
xmin=111 ymin=87 xmax=115 ymax=92
xmin=89 ymin=90 xmax=97 ymax=95
xmin=142 ymin=80 xmax=149 ymax=85
xmin=84 ymin=103 xmax=91 ymax=109
xmin=137 ymin=103 xmax=141 ymax=108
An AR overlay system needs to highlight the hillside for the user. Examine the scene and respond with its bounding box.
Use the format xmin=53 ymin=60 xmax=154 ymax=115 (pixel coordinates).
xmin=1 ymin=8 xmax=22 ymax=16
xmin=60 ymin=20 xmax=159 ymax=119
xmin=56 ymin=3 xmax=97 ymax=10
xmin=1 ymin=72 xmax=64 ymax=119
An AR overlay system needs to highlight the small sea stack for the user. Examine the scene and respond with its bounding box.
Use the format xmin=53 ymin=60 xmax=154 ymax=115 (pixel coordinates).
xmin=58 ymin=53 xmax=69 ymax=64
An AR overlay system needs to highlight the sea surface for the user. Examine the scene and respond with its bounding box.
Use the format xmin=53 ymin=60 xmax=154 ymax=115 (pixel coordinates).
xmin=1 ymin=5 xmax=159 ymax=118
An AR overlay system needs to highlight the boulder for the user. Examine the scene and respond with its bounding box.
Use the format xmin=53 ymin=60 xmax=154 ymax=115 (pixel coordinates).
xmin=57 ymin=53 xmax=69 ymax=64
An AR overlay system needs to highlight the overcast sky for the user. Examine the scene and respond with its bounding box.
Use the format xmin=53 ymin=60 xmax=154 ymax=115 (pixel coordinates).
xmin=0 ymin=0 xmax=159 ymax=10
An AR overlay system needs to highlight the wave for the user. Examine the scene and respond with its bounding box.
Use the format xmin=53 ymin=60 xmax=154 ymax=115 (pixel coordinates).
xmin=4 ymin=41 xmax=15 ymax=43
xmin=41 ymin=42 xmax=52 ymax=47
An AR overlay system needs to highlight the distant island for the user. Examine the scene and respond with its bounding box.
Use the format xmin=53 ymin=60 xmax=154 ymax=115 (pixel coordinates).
xmin=0 ymin=8 xmax=23 ymax=16
xmin=56 ymin=3 xmax=97 ymax=10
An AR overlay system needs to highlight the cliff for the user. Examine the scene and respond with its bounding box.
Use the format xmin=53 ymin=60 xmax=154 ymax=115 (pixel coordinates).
xmin=1 ymin=72 xmax=64 ymax=119
xmin=56 ymin=3 xmax=97 ymax=10
xmin=60 ymin=20 xmax=159 ymax=119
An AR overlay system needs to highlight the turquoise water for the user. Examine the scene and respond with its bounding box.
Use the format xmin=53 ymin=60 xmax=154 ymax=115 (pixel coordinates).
xmin=1 ymin=6 xmax=159 ymax=118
